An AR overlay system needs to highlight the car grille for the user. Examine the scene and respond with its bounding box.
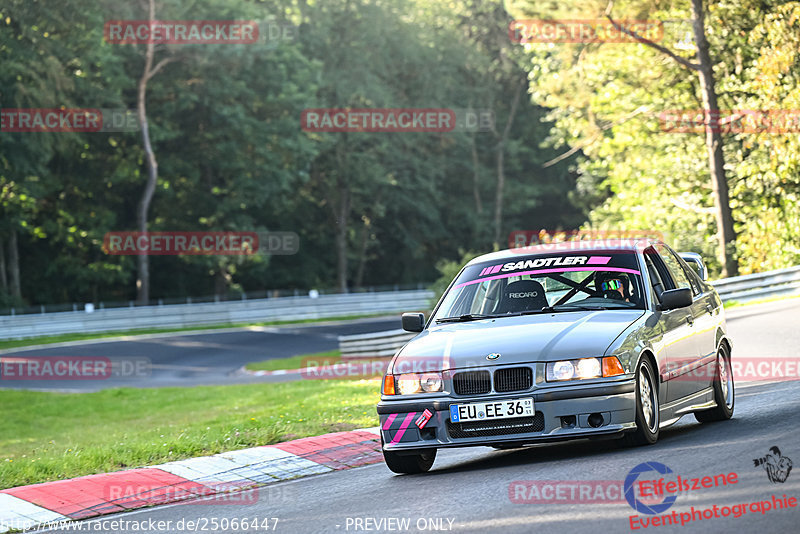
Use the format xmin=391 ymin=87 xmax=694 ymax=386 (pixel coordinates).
xmin=452 ymin=370 xmax=491 ymax=395
xmin=494 ymin=367 xmax=533 ymax=393
xmin=446 ymin=412 xmax=545 ymax=438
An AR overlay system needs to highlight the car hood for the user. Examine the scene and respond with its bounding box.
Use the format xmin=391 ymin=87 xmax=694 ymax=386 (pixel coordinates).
xmin=392 ymin=310 xmax=645 ymax=372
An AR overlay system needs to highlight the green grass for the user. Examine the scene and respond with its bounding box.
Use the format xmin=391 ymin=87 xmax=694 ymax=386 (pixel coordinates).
xmin=0 ymin=380 xmax=380 ymax=490
xmin=245 ymin=350 xmax=342 ymax=372
xmin=0 ymin=313 xmax=390 ymax=351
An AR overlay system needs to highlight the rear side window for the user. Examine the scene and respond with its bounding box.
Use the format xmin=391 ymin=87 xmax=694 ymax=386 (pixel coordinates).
xmin=654 ymin=244 xmax=691 ymax=291
xmin=675 ymin=255 xmax=703 ymax=295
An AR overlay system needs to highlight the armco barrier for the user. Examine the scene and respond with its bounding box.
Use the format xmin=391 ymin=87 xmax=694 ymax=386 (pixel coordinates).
xmin=0 ymin=290 xmax=435 ymax=341
xmin=338 ymin=329 xmax=416 ymax=360
xmin=709 ymin=265 xmax=800 ymax=303
xmin=336 ymin=265 xmax=800 ymax=361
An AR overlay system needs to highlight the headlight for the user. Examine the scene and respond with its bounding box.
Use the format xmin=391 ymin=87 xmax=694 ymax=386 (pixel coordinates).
xmin=420 ymin=373 xmax=442 ymax=392
xmin=577 ymin=357 xmax=601 ymax=378
xmin=391 ymin=372 xmax=444 ymax=395
xmin=546 ymin=357 xmax=623 ymax=381
xmin=397 ymin=374 xmax=421 ymax=395
xmin=551 ymin=360 xmax=575 ymax=381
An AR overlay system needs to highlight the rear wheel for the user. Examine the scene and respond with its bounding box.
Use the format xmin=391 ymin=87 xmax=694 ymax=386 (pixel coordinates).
xmin=695 ymin=345 xmax=734 ymax=423
xmin=382 ymin=441 xmax=436 ymax=474
xmin=620 ymin=357 xmax=660 ymax=447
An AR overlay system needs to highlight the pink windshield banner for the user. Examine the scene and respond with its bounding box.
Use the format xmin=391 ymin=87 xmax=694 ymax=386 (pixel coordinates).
xmin=455 ymin=267 xmax=642 ymax=289
xmin=587 ymin=256 xmax=612 ymax=265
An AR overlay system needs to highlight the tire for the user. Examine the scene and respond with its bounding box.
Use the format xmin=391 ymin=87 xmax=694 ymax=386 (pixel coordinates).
xmin=695 ymin=344 xmax=734 ymax=423
xmin=620 ymin=357 xmax=660 ymax=447
xmin=382 ymin=445 xmax=436 ymax=474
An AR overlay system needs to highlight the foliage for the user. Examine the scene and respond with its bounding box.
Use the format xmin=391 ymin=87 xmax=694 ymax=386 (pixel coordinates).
xmin=507 ymin=0 xmax=800 ymax=276
xmin=3 ymin=0 xmax=798 ymax=306
xmin=430 ymin=249 xmax=485 ymax=304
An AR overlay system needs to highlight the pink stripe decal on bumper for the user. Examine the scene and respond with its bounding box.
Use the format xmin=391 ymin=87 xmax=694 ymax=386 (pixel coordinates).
xmin=382 ymin=413 xmax=398 ymax=430
xmin=389 ymin=412 xmax=417 ymax=444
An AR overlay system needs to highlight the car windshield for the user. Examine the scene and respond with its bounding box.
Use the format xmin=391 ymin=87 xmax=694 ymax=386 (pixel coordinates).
xmin=433 ymin=251 xmax=645 ymax=322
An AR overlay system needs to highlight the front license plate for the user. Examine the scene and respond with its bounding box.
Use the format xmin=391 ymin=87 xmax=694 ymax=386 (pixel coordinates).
xmin=449 ymin=397 xmax=534 ymax=423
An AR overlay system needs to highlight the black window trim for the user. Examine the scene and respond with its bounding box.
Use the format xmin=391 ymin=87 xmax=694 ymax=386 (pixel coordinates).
xmin=645 ymin=246 xmax=676 ymax=290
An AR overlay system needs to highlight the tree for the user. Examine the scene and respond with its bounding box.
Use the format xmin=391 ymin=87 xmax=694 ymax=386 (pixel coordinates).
xmin=507 ymin=0 xmax=777 ymax=277
xmin=604 ymin=0 xmax=737 ymax=275
xmin=134 ymin=0 xmax=179 ymax=303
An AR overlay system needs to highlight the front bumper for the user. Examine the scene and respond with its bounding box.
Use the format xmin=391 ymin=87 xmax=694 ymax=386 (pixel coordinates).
xmin=377 ymin=380 xmax=636 ymax=452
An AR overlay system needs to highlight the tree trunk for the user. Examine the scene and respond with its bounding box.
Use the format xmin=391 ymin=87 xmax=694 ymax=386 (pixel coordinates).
xmin=136 ymin=70 xmax=157 ymax=304
xmin=214 ymin=266 xmax=228 ymax=299
xmin=135 ymin=2 xmax=158 ymax=304
xmin=470 ymin=135 xmax=483 ymax=215
xmin=0 ymin=236 xmax=7 ymax=292
xmin=354 ymin=218 xmax=370 ymax=289
xmin=8 ymin=230 xmax=21 ymax=300
xmin=134 ymin=0 xmax=176 ymax=303
xmin=334 ymin=179 xmax=350 ymax=293
xmin=493 ymin=81 xmax=524 ymax=248
xmin=493 ymin=146 xmax=506 ymax=247
xmin=691 ymin=0 xmax=738 ymax=277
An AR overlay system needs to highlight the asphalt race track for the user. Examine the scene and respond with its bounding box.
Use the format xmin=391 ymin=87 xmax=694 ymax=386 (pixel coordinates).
xmin=32 ymin=299 xmax=800 ymax=533
xmin=0 ymin=317 xmax=398 ymax=391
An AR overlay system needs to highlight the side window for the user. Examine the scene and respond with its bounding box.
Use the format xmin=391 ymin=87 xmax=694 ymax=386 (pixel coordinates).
xmin=675 ymin=255 xmax=702 ymax=295
xmin=654 ymin=244 xmax=691 ymax=291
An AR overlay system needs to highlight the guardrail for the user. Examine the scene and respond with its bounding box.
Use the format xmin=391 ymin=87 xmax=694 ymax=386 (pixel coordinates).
xmin=337 ymin=265 xmax=800 ymax=361
xmin=709 ymin=265 xmax=800 ymax=303
xmin=0 ymin=289 xmax=435 ymax=341
xmin=338 ymin=329 xmax=416 ymax=360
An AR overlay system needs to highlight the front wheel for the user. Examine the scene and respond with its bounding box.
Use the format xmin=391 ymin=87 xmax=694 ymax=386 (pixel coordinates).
xmin=695 ymin=344 xmax=734 ymax=423
xmin=620 ymin=357 xmax=660 ymax=447
xmin=382 ymin=446 xmax=436 ymax=474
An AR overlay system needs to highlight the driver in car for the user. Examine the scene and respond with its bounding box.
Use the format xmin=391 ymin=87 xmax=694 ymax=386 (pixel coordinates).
xmin=596 ymin=272 xmax=632 ymax=303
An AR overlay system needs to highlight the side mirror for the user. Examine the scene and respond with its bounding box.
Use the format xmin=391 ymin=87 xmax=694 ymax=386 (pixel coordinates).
xmin=679 ymin=252 xmax=707 ymax=281
xmin=401 ymin=312 xmax=425 ymax=333
xmin=660 ymin=288 xmax=693 ymax=310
